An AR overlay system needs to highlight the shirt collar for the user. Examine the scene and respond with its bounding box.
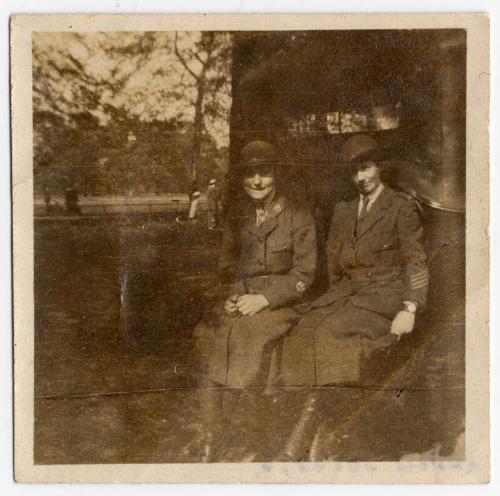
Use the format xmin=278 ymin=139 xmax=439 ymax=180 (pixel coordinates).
xmin=360 ymin=182 xmax=385 ymax=205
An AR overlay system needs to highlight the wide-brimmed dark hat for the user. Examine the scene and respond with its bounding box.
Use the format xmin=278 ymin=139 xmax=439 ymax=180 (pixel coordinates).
xmin=343 ymin=135 xmax=388 ymax=165
xmin=238 ymin=140 xmax=279 ymax=169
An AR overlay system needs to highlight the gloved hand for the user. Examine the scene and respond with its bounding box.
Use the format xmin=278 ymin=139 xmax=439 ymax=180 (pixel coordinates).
xmin=224 ymin=294 xmax=239 ymax=315
xmin=390 ymin=310 xmax=416 ymax=339
xmin=236 ymin=294 xmax=269 ymax=316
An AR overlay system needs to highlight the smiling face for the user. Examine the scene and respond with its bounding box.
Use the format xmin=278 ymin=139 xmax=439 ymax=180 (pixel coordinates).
xmin=353 ymin=162 xmax=383 ymax=195
xmin=242 ymin=164 xmax=276 ymax=203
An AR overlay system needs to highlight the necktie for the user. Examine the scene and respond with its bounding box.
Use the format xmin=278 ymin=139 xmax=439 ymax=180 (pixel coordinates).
xmin=356 ymin=195 xmax=370 ymax=235
xmin=256 ymin=207 xmax=266 ymax=226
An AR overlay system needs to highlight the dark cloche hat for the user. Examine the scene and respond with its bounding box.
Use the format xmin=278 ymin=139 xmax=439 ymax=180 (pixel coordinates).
xmin=239 ymin=140 xmax=278 ymax=168
xmin=343 ymin=135 xmax=387 ymax=165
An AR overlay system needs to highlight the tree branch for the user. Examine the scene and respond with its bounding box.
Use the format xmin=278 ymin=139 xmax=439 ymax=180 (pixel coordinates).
xmin=185 ymin=48 xmax=207 ymax=66
xmin=174 ymin=33 xmax=199 ymax=81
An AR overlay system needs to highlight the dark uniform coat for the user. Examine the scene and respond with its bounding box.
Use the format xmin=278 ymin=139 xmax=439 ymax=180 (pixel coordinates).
xmin=280 ymin=186 xmax=429 ymax=386
xmin=206 ymin=186 xmax=221 ymax=211
xmin=194 ymin=193 xmax=317 ymax=387
xmin=206 ymin=186 xmax=221 ymax=228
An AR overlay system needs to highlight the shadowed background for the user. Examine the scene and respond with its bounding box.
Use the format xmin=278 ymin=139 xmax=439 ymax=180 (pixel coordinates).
xmin=33 ymin=29 xmax=466 ymax=463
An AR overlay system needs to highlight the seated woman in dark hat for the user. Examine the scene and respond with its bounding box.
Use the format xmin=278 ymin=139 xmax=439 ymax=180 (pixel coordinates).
xmin=193 ymin=140 xmax=317 ymax=460
xmin=278 ymin=134 xmax=430 ymax=461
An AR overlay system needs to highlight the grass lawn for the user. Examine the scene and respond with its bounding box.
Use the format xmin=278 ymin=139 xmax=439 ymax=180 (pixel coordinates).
xmin=33 ymin=214 xmax=465 ymax=463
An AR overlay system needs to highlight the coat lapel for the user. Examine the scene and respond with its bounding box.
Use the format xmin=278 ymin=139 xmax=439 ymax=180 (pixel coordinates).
xmin=355 ymin=186 xmax=393 ymax=240
xmin=257 ymin=214 xmax=279 ymax=237
xmin=243 ymin=195 xmax=284 ymax=238
xmin=346 ymin=200 xmax=359 ymax=239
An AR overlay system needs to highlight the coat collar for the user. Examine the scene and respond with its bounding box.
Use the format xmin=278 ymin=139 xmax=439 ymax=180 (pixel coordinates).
xmin=243 ymin=194 xmax=286 ymax=238
xmin=353 ymin=185 xmax=394 ymax=240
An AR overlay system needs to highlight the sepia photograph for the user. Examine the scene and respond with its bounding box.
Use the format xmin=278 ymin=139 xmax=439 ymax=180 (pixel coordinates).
xmin=11 ymin=13 xmax=490 ymax=484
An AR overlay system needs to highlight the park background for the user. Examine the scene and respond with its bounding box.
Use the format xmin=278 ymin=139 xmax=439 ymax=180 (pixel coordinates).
xmin=32 ymin=29 xmax=465 ymax=464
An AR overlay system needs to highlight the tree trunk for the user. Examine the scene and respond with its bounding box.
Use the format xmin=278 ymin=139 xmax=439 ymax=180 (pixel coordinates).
xmin=191 ymin=78 xmax=205 ymax=180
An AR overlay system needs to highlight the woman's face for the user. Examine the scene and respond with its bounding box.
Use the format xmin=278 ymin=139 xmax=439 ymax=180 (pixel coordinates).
xmin=353 ymin=162 xmax=382 ymax=195
xmin=242 ymin=165 xmax=276 ymax=202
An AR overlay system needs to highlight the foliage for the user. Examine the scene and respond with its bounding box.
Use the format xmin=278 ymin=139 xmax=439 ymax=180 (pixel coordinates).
xmin=32 ymin=32 xmax=232 ymax=195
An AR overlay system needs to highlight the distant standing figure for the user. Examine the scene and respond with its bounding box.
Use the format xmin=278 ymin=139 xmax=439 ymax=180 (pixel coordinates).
xmin=188 ymin=181 xmax=201 ymax=220
xmin=65 ymin=186 xmax=81 ymax=215
xmin=206 ymin=178 xmax=221 ymax=229
xmin=43 ymin=186 xmax=51 ymax=215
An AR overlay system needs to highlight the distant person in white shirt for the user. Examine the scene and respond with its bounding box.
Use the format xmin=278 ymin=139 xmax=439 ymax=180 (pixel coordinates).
xmin=188 ymin=181 xmax=201 ymax=220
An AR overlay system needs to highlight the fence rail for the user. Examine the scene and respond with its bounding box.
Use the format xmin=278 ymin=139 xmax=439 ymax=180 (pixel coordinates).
xmin=34 ymin=194 xmax=207 ymax=217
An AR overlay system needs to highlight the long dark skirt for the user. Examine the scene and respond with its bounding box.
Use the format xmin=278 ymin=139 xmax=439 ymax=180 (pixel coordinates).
xmin=193 ymin=303 xmax=300 ymax=387
xmin=280 ymin=299 xmax=396 ymax=386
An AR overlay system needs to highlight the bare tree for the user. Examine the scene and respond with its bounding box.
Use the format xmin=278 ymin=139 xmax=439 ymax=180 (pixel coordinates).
xmin=173 ymin=31 xmax=231 ymax=179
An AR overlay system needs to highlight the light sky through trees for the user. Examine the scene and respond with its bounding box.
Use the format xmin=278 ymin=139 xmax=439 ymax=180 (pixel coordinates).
xmin=33 ymin=31 xmax=231 ymax=146
xmin=32 ymin=31 xmax=232 ymax=195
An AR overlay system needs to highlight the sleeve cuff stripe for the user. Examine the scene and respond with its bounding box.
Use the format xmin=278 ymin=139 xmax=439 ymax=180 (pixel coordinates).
xmin=410 ymin=281 xmax=429 ymax=290
xmin=410 ymin=274 xmax=429 ymax=281
xmin=410 ymin=269 xmax=429 ymax=276
xmin=410 ymin=270 xmax=429 ymax=277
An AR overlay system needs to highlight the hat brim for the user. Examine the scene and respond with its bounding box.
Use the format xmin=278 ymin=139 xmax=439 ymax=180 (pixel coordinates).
xmin=349 ymin=146 xmax=390 ymax=165
xmin=238 ymin=158 xmax=278 ymax=170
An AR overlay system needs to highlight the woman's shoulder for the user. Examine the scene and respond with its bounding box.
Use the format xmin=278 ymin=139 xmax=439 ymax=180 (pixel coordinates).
xmin=279 ymin=195 xmax=314 ymax=226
